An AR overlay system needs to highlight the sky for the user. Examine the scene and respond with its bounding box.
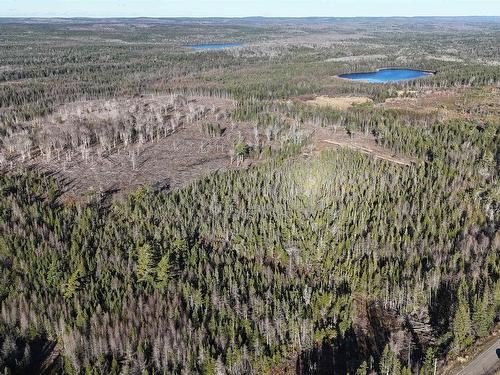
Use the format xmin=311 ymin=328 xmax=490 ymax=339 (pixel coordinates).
xmin=1 ymin=0 xmax=499 ymax=18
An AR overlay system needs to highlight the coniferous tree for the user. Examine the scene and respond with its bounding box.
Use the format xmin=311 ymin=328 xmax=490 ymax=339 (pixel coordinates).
xmin=63 ymin=265 xmax=82 ymax=300
xmin=136 ymin=244 xmax=155 ymax=283
xmin=155 ymin=254 xmax=171 ymax=290
xmin=356 ymin=360 xmax=368 ymax=375
xmin=452 ymin=294 xmax=473 ymax=352
xmin=420 ymin=347 xmax=435 ymax=375
xmin=471 ymin=293 xmax=490 ymax=338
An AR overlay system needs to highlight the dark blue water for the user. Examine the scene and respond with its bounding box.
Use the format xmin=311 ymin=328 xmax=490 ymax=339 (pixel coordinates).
xmin=187 ymin=43 xmax=241 ymax=50
xmin=339 ymin=68 xmax=433 ymax=83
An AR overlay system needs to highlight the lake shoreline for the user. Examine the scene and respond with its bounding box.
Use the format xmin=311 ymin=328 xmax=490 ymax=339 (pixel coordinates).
xmin=335 ymin=67 xmax=436 ymax=83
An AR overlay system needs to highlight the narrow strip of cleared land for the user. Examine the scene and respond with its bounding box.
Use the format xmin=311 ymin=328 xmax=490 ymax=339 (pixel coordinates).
xmin=320 ymin=139 xmax=416 ymax=166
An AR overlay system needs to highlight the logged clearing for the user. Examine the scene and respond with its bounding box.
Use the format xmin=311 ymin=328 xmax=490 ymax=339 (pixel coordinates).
xmin=381 ymin=87 xmax=500 ymax=122
xmin=2 ymin=94 xmax=257 ymax=198
xmin=305 ymin=95 xmax=373 ymax=110
xmin=1 ymin=18 xmax=499 ymax=375
xmin=310 ymin=127 xmax=417 ymax=166
xmin=320 ymin=139 xmax=415 ymax=166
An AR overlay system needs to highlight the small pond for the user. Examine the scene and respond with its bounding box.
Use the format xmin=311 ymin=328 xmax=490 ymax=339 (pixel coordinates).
xmin=338 ymin=68 xmax=433 ymax=83
xmin=187 ymin=43 xmax=242 ymax=50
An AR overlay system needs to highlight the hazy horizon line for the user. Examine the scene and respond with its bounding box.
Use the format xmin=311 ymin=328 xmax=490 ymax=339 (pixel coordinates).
xmin=1 ymin=15 xmax=499 ymax=19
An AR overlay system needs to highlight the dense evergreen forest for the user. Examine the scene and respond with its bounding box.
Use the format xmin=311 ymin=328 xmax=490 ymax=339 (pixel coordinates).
xmin=0 ymin=18 xmax=499 ymax=375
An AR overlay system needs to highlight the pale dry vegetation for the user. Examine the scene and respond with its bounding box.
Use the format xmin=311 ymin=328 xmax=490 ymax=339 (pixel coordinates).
xmin=0 ymin=17 xmax=499 ymax=375
xmin=1 ymin=93 xmax=247 ymax=195
xmin=304 ymin=95 xmax=373 ymax=110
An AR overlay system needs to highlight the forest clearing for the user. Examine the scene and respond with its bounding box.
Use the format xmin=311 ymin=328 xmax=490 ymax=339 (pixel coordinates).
xmin=0 ymin=16 xmax=498 ymax=375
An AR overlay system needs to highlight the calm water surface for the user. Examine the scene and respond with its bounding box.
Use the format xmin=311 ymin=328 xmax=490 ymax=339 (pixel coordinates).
xmin=339 ymin=68 xmax=433 ymax=83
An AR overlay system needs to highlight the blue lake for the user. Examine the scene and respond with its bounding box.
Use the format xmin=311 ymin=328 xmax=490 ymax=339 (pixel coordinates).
xmin=187 ymin=43 xmax=242 ymax=50
xmin=338 ymin=68 xmax=433 ymax=83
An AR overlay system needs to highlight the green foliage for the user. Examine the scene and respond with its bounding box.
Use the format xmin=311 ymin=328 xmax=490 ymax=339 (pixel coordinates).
xmin=356 ymin=360 xmax=368 ymax=375
xmin=155 ymin=254 xmax=171 ymax=290
xmin=471 ymin=291 xmax=492 ymax=338
xmin=136 ymin=244 xmax=155 ymax=283
xmin=1 ymin=121 xmax=498 ymax=372
xmin=379 ymin=344 xmax=401 ymax=375
xmin=452 ymin=295 xmax=473 ymax=352
xmin=0 ymin=18 xmax=498 ymax=375
xmin=420 ymin=347 xmax=436 ymax=375
xmin=202 ymin=123 xmax=224 ymax=138
xmin=63 ymin=264 xmax=83 ymax=300
xmin=234 ymin=140 xmax=250 ymax=158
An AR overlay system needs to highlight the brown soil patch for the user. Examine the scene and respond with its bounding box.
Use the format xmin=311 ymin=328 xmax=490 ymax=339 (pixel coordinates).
xmin=4 ymin=94 xmax=262 ymax=199
xmin=47 ymin=121 xmax=252 ymax=198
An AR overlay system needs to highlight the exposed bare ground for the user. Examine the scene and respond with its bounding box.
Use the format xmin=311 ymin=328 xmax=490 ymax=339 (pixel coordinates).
xmin=425 ymin=55 xmax=464 ymax=63
xmin=310 ymin=127 xmax=417 ymax=166
xmin=320 ymin=139 xmax=414 ymax=166
xmin=381 ymin=89 xmax=458 ymax=114
xmin=36 ymin=122 xmax=412 ymax=199
xmin=304 ymin=95 xmax=373 ymax=110
xmin=46 ymin=119 xmax=255 ymax=198
xmin=324 ymin=54 xmax=387 ymax=62
xmin=22 ymin=94 xmax=259 ymax=198
xmin=381 ymin=87 xmax=500 ymax=123
xmin=2 ymin=91 xmax=419 ymax=199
